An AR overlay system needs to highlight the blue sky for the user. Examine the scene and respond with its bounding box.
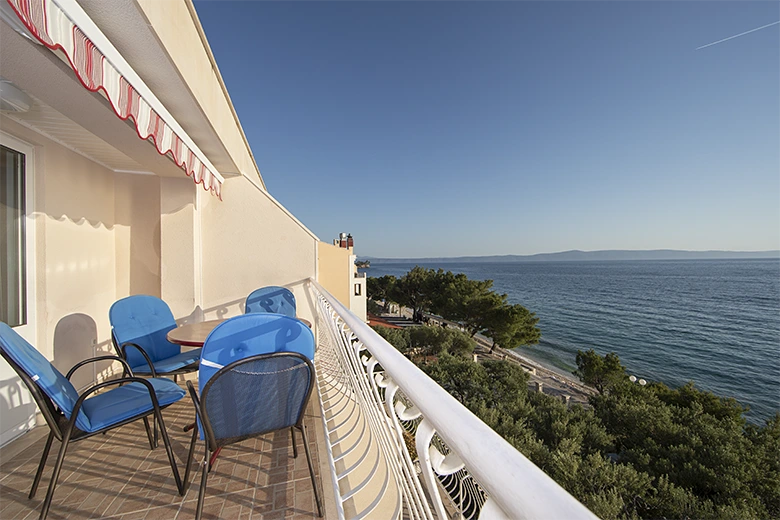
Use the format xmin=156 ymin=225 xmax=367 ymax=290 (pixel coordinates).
xmin=194 ymin=1 xmax=779 ymax=258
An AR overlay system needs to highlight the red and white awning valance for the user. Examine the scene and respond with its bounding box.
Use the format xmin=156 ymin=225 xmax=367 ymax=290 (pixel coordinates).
xmin=5 ymin=0 xmax=223 ymax=199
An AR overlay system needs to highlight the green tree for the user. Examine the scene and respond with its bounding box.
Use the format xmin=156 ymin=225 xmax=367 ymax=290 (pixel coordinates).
xmin=445 ymin=328 xmax=477 ymax=358
xmin=431 ymin=272 xmax=500 ymax=335
xmin=430 ymin=271 xmax=541 ymax=349
xmin=574 ymin=349 xmax=626 ymax=394
xmin=391 ymin=266 xmax=437 ymax=322
xmin=418 ymin=347 xmax=778 ymax=520
xmin=366 ymin=299 xmax=383 ymax=315
xmin=408 ymin=325 xmax=445 ymax=360
xmin=370 ymin=325 xmax=409 ymax=354
xmin=420 ymin=352 xmax=490 ymax=404
xmin=367 ymin=275 xmax=397 ymax=312
xmin=484 ymin=303 xmax=541 ymax=351
xmin=371 ymin=324 xmax=475 ymax=360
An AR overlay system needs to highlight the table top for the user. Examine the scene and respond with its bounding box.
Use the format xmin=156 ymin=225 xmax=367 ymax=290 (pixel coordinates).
xmin=167 ymin=316 xmax=312 ymax=347
xmin=167 ymin=319 xmax=226 ymax=347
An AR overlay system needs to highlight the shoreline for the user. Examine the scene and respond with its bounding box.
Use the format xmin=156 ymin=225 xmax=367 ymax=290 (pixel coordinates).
xmin=378 ymin=308 xmax=596 ymax=406
xmin=470 ymin=335 xmax=596 ymax=405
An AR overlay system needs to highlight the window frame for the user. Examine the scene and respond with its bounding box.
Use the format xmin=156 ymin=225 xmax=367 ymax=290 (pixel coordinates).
xmin=0 ymin=132 xmax=36 ymax=344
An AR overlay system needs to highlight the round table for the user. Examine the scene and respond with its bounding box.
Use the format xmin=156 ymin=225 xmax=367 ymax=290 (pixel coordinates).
xmin=167 ymin=317 xmax=312 ymax=347
xmin=167 ymin=319 xmax=226 ymax=347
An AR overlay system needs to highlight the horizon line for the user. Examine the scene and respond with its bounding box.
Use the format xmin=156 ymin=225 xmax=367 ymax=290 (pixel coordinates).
xmin=361 ymin=248 xmax=780 ymax=260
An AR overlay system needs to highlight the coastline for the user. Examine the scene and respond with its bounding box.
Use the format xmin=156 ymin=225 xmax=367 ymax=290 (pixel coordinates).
xmin=379 ymin=307 xmax=596 ymax=406
xmin=471 ymin=334 xmax=596 ymax=406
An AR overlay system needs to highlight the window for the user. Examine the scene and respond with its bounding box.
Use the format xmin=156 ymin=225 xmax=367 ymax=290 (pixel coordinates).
xmin=354 ymin=283 xmax=362 ymax=296
xmin=1 ymin=145 xmax=26 ymax=327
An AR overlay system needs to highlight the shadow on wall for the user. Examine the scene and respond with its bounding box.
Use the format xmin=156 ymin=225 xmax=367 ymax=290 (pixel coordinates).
xmin=192 ymin=278 xmax=316 ymax=325
xmin=289 ymin=278 xmax=316 ymax=323
xmin=52 ymin=313 xmax=102 ymax=392
xmin=44 ymin=171 xmax=164 ymax=299
xmin=0 ymin=374 xmax=36 ymax=445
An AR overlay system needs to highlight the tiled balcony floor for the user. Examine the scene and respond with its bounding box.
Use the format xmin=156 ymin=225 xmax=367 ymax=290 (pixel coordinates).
xmin=0 ymin=398 xmax=326 ymax=520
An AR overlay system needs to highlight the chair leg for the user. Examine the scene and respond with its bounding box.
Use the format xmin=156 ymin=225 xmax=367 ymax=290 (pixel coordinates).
xmin=153 ymin=405 xmax=183 ymax=495
xmin=181 ymin=422 xmax=200 ymax=495
xmin=39 ymin=426 xmax=75 ymax=520
xmin=28 ymin=431 xmax=54 ymax=499
xmin=195 ymin=443 xmax=210 ymax=520
xmin=299 ymin=425 xmax=323 ymax=517
xmin=142 ymin=417 xmax=156 ymax=450
xmin=290 ymin=427 xmax=298 ymax=458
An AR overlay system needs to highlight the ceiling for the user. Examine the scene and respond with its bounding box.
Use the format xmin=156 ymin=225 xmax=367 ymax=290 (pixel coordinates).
xmin=4 ymin=93 xmax=150 ymax=173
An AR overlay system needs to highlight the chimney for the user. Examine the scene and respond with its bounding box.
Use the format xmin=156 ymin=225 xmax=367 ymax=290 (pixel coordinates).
xmin=346 ymin=233 xmax=354 ymax=248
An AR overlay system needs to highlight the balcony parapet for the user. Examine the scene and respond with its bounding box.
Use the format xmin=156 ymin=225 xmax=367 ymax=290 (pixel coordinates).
xmin=308 ymin=279 xmax=599 ymax=520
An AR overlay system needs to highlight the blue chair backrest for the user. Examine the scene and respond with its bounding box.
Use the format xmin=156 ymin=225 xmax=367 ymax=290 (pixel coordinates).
xmin=198 ymin=313 xmax=314 ymax=396
xmin=109 ymin=295 xmax=180 ymax=369
xmin=245 ymin=286 xmax=296 ymax=318
xmin=0 ymin=323 xmax=91 ymax=432
xmin=197 ymin=314 xmax=315 ymax=441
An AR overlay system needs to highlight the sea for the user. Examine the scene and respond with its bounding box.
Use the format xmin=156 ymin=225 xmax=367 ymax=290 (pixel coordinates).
xmin=361 ymin=259 xmax=780 ymax=424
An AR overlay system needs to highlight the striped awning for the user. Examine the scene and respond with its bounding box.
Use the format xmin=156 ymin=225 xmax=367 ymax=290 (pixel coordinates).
xmin=5 ymin=0 xmax=223 ymax=199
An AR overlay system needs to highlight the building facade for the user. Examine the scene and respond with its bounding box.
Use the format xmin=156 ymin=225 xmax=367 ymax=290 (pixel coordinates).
xmin=0 ymin=0 xmax=359 ymax=446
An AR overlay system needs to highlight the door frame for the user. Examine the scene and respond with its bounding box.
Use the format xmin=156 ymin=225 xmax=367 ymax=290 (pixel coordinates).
xmin=0 ymin=130 xmax=38 ymax=446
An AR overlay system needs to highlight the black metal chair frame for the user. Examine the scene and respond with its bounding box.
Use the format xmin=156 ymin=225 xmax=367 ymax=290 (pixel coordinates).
xmin=111 ymin=331 xmax=198 ymax=381
xmin=183 ymin=352 xmax=323 ymax=519
xmin=0 ymin=349 xmax=186 ymax=520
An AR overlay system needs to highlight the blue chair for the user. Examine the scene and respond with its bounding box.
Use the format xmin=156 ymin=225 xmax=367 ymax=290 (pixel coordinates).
xmin=244 ymin=286 xmax=296 ymax=318
xmin=0 ymin=322 xmax=187 ymax=520
xmin=183 ymin=313 xmax=321 ymax=519
xmin=109 ymin=295 xmax=200 ymax=380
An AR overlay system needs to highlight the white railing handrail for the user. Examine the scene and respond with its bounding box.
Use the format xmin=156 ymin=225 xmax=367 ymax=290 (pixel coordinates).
xmin=310 ymin=279 xmax=599 ymax=520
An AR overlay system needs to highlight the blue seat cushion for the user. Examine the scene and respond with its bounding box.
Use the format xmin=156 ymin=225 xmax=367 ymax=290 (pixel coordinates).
xmin=131 ymin=348 xmax=201 ymax=375
xmin=0 ymin=323 xmax=90 ymax=431
xmin=110 ymin=295 xmax=181 ymax=368
xmin=80 ymin=378 xmax=185 ymax=433
xmin=245 ymin=286 xmax=296 ymax=318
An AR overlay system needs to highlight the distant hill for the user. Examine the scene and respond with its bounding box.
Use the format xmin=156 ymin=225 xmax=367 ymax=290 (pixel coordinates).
xmin=362 ymin=249 xmax=780 ymax=264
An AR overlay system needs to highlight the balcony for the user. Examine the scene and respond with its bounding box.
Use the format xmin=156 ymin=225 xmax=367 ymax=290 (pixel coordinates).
xmin=0 ymin=281 xmax=597 ymax=520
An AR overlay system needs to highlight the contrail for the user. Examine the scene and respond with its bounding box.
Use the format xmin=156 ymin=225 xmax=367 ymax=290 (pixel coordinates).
xmin=696 ymin=20 xmax=780 ymax=50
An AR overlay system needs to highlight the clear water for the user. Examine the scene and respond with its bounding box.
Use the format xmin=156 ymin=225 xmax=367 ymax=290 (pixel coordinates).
xmin=364 ymin=259 xmax=780 ymax=424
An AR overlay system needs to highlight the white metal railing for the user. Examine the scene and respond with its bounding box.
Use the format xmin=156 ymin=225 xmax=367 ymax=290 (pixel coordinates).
xmin=308 ymin=280 xmax=600 ymax=520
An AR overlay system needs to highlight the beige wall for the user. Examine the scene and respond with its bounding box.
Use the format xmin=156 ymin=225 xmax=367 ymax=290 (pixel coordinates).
xmin=114 ymin=173 xmax=161 ymax=298
xmin=318 ymin=242 xmax=352 ymax=307
xmin=160 ymin=178 xmax=200 ymax=319
xmin=200 ymin=175 xmax=318 ymax=323
xmin=0 ymin=117 xmax=163 ymax=388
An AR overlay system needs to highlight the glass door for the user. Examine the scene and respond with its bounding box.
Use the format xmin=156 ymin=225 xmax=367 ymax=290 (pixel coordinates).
xmin=0 ymin=133 xmax=37 ymax=446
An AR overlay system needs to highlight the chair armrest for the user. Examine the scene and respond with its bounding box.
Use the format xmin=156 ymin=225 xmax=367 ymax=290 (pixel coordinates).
xmin=66 ymin=355 xmax=134 ymax=381
xmin=118 ymin=342 xmax=157 ymax=377
xmin=70 ymin=376 xmax=165 ymax=429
